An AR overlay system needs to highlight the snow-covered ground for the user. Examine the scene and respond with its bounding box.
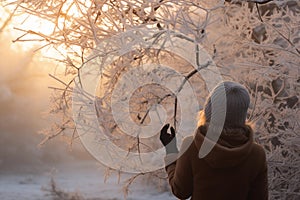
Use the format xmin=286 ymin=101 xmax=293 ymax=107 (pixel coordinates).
xmin=0 ymin=161 xmax=175 ymax=200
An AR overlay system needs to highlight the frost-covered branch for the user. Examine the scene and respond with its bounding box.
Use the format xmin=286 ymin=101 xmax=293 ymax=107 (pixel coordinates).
xmin=226 ymin=0 xmax=273 ymax=4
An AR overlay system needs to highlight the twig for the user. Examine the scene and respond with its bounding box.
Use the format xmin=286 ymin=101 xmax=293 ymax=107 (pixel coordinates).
xmin=173 ymin=97 xmax=177 ymax=131
xmin=255 ymin=3 xmax=263 ymax=22
xmin=0 ymin=1 xmax=20 ymax=33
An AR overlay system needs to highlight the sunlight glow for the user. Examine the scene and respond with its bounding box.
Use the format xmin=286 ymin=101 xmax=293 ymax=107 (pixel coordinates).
xmin=1 ymin=0 xmax=88 ymax=53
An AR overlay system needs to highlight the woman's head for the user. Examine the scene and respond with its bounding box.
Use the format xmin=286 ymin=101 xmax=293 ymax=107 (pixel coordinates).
xmin=202 ymin=81 xmax=250 ymax=128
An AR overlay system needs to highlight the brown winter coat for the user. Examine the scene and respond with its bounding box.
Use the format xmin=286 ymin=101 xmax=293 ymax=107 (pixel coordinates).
xmin=165 ymin=125 xmax=268 ymax=200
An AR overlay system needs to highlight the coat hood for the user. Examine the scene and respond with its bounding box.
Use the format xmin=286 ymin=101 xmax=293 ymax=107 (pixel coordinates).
xmin=193 ymin=125 xmax=254 ymax=168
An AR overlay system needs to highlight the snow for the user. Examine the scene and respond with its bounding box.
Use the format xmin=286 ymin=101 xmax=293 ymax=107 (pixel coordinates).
xmin=0 ymin=161 xmax=175 ymax=200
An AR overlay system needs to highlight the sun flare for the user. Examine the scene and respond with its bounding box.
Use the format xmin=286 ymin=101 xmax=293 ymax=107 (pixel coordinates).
xmin=1 ymin=0 xmax=88 ymax=58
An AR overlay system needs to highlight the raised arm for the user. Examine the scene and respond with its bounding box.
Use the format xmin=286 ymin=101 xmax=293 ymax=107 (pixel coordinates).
xmin=164 ymin=136 xmax=194 ymax=199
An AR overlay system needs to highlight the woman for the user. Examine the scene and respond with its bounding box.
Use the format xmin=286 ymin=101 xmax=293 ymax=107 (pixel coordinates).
xmin=160 ymin=81 xmax=268 ymax=200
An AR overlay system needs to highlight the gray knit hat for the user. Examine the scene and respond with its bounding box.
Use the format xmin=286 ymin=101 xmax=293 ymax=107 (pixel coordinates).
xmin=204 ymin=81 xmax=250 ymax=127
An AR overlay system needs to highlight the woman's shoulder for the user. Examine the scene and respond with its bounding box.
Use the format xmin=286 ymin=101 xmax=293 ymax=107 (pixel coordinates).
xmin=182 ymin=136 xmax=194 ymax=146
xmin=251 ymin=142 xmax=267 ymax=157
xmin=178 ymin=136 xmax=197 ymax=156
xmin=247 ymin=142 xmax=267 ymax=169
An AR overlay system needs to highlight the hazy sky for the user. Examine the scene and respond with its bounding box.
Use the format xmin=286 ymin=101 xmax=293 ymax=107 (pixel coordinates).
xmin=0 ymin=7 xmax=88 ymax=172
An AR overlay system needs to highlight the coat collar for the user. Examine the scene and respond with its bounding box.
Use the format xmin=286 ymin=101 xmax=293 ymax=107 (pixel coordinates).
xmin=193 ymin=125 xmax=254 ymax=168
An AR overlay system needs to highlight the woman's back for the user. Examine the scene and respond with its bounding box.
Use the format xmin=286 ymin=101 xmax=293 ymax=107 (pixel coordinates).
xmin=165 ymin=125 xmax=268 ymax=200
xmin=161 ymin=81 xmax=268 ymax=200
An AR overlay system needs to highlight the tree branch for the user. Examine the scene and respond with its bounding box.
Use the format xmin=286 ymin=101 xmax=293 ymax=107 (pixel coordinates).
xmin=225 ymin=0 xmax=273 ymax=4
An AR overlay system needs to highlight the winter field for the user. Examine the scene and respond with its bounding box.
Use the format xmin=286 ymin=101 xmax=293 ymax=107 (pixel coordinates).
xmin=0 ymin=161 xmax=174 ymax=200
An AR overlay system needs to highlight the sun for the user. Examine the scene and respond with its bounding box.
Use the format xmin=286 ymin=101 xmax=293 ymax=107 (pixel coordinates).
xmin=0 ymin=0 xmax=88 ymax=57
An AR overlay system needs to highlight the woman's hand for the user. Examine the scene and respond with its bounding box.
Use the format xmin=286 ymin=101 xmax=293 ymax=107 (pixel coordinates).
xmin=160 ymin=124 xmax=179 ymax=154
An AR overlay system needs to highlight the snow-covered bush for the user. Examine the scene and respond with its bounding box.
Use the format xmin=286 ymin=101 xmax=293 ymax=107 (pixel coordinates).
xmin=217 ymin=2 xmax=299 ymax=199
